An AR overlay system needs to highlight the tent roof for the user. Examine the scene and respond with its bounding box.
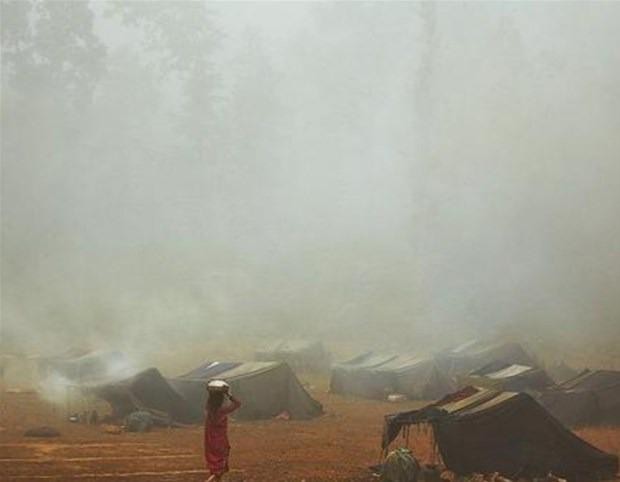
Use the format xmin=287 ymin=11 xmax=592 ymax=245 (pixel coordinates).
xmin=39 ymin=347 xmax=92 ymax=361
xmin=485 ymin=364 xmax=533 ymax=379
xmin=216 ymin=361 xmax=281 ymax=380
xmin=40 ymin=350 xmax=130 ymax=384
xmin=436 ymin=342 xmax=536 ymax=372
xmin=68 ymin=350 xmax=123 ymax=362
xmin=465 ymin=342 xmax=530 ymax=360
xmin=456 ymin=390 xmax=519 ymax=415
xmin=560 ymin=369 xmax=620 ymax=391
xmin=372 ymin=355 xmax=437 ymax=374
xmin=472 ymin=363 xmax=535 ymax=379
xmin=444 ymin=339 xmax=481 ymax=355
xmin=178 ymin=361 xmax=241 ymax=380
xmin=464 ymin=361 xmax=553 ymax=392
xmin=436 ymin=386 xmax=500 ymax=414
xmin=177 ymin=360 xmax=292 ymax=382
xmin=337 ymin=351 xmax=374 ymax=366
xmin=334 ymin=352 xmax=398 ymax=370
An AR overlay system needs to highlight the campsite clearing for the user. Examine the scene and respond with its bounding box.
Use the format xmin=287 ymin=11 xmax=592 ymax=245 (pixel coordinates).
xmin=1 ymin=389 xmax=619 ymax=482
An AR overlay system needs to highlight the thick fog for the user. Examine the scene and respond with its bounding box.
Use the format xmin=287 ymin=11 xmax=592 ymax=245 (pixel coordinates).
xmin=2 ymin=2 xmax=619 ymax=356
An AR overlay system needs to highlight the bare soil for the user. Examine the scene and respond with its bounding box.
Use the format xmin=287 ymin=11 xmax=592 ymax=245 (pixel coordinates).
xmin=1 ymin=390 xmax=618 ymax=482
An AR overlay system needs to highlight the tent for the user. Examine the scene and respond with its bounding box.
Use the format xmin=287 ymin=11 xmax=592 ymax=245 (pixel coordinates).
xmin=170 ymin=361 xmax=323 ymax=421
xmin=538 ymin=389 xmax=600 ymax=428
xmin=383 ymin=387 xmax=618 ymax=480
xmin=539 ymin=369 xmax=620 ymax=427
xmin=255 ymin=339 xmax=329 ymax=371
xmin=330 ymin=352 xmax=397 ymax=396
xmin=371 ymin=355 xmax=456 ymax=400
xmin=86 ymin=367 xmax=199 ymax=424
xmin=435 ymin=341 xmax=537 ymax=379
xmin=38 ymin=350 xmax=129 ymax=383
xmin=329 ymin=352 xmax=454 ymax=400
xmin=547 ymin=361 xmax=580 ymax=384
xmin=460 ymin=361 xmax=554 ymax=392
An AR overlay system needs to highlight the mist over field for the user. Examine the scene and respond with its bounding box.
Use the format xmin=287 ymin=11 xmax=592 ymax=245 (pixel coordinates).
xmin=2 ymin=1 xmax=619 ymax=358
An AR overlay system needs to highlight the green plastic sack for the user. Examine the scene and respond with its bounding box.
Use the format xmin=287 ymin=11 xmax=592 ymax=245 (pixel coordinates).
xmin=125 ymin=410 xmax=153 ymax=432
xmin=381 ymin=447 xmax=420 ymax=482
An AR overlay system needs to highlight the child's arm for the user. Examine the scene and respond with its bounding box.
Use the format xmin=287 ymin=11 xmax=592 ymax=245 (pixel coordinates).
xmin=220 ymin=394 xmax=241 ymax=415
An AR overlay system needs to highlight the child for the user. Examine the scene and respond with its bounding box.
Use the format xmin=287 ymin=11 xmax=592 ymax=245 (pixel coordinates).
xmin=204 ymin=382 xmax=241 ymax=482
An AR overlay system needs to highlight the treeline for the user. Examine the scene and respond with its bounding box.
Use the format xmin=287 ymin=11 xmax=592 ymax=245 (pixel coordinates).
xmin=2 ymin=2 xmax=619 ymax=351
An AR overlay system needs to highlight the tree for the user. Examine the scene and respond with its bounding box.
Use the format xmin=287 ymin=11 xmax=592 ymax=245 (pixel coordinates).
xmin=1 ymin=0 xmax=107 ymax=344
xmin=107 ymin=1 xmax=220 ymax=158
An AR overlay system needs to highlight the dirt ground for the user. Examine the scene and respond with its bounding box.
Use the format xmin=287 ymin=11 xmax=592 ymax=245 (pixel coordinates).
xmin=1 ymin=390 xmax=619 ymax=482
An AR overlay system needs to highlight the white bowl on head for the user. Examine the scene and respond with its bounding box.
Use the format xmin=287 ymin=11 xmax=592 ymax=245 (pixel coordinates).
xmin=207 ymin=379 xmax=230 ymax=392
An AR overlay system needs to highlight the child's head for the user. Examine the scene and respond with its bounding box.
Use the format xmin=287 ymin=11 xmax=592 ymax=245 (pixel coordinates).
xmin=206 ymin=389 xmax=226 ymax=417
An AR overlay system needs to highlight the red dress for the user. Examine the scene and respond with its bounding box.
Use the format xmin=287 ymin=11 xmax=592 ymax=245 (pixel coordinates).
xmin=204 ymin=398 xmax=241 ymax=476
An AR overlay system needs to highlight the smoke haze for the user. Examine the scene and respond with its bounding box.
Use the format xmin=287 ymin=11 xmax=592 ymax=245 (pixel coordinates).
xmin=2 ymin=1 xmax=619 ymax=357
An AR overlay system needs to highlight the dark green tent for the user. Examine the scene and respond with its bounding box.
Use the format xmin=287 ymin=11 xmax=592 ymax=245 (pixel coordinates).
xmin=540 ymin=369 xmax=620 ymax=427
xmin=170 ymin=361 xmax=323 ymax=421
xmin=329 ymin=352 xmax=398 ymax=396
xmin=435 ymin=342 xmax=537 ymax=379
xmin=460 ymin=361 xmax=554 ymax=392
xmin=86 ymin=367 xmax=198 ymax=424
xmin=38 ymin=349 xmax=128 ymax=383
xmin=383 ymin=387 xmax=618 ymax=480
xmin=330 ymin=352 xmax=454 ymax=400
xmin=547 ymin=361 xmax=580 ymax=385
xmin=255 ymin=339 xmax=329 ymax=371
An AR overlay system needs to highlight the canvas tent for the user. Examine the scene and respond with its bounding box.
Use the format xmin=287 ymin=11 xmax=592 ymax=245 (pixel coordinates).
xmin=460 ymin=361 xmax=553 ymax=392
xmin=170 ymin=361 xmax=323 ymax=421
xmin=383 ymin=387 xmax=618 ymax=480
xmin=539 ymin=369 xmax=620 ymax=427
xmin=538 ymin=389 xmax=599 ymax=428
xmin=38 ymin=350 xmax=129 ymax=383
xmin=255 ymin=339 xmax=329 ymax=371
xmin=435 ymin=341 xmax=537 ymax=379
xmin=547 ymin=361 xmax=580 ymax=384
xmin=35 ymin=348 xmax=90 ymax=379
xmin=330 ymin=352 xmax=454 ymax=400
xmin=86 ymin=367 xmax=199 ymax=424
xmin=330 ymin=352 xmax=397 ymax=396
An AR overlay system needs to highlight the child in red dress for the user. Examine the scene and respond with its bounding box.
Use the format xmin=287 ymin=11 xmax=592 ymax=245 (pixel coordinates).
xmin=204 ymin=385 xmax=241 ymax=482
